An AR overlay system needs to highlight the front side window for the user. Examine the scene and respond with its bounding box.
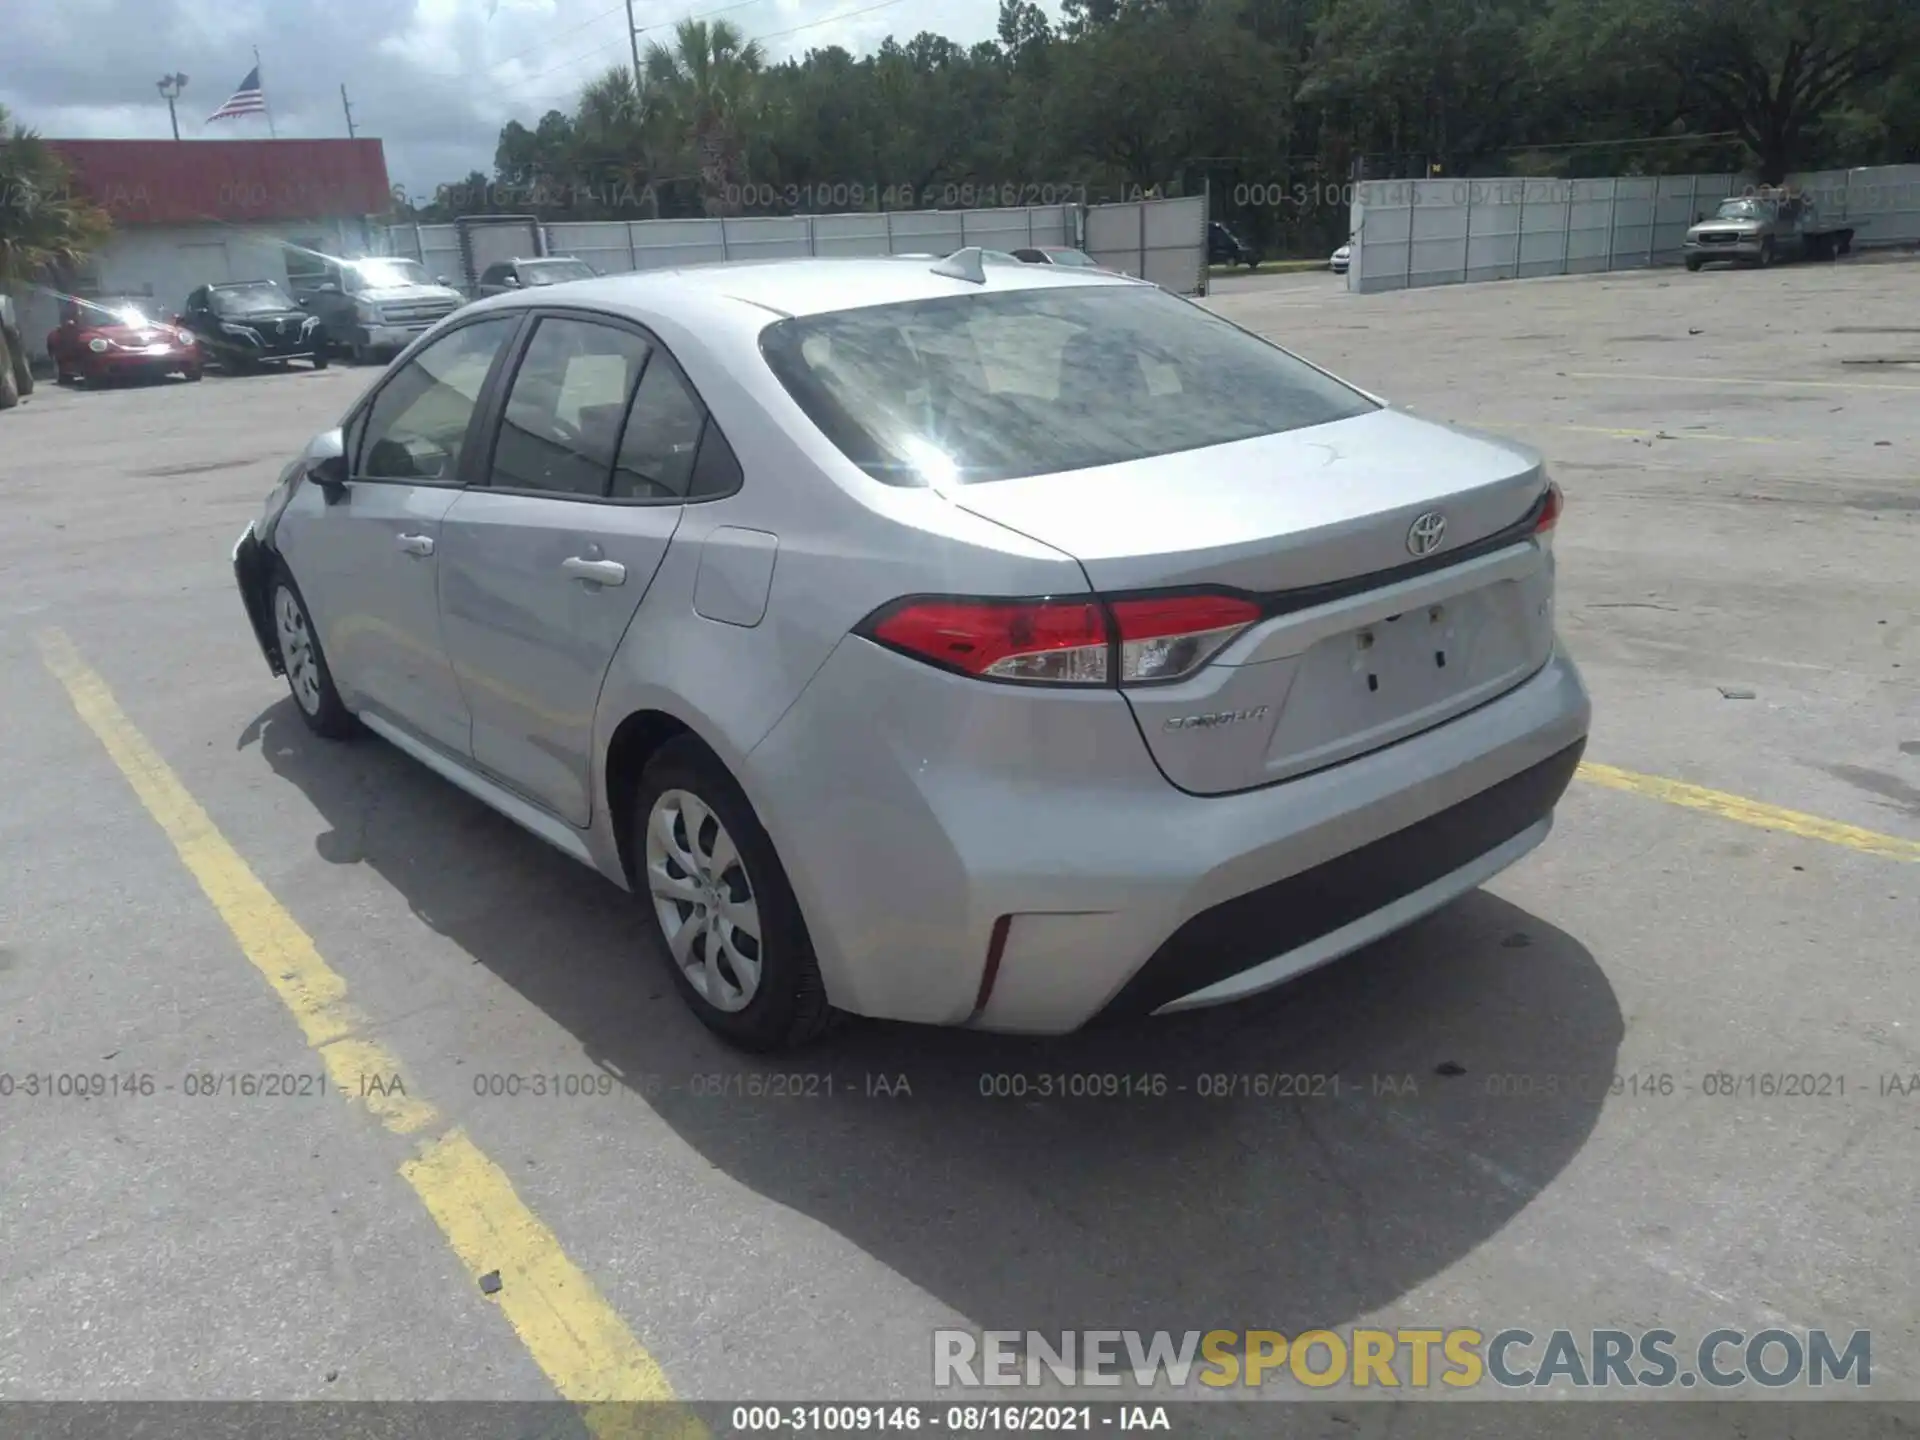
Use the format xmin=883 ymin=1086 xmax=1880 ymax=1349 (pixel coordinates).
xmin=491 ymin=316 xmax=653 ymax=496
xmin=759 ymin=285 xmax=1376 ymax=486
xmin=357 ymin=318 xmax=517 ymax=481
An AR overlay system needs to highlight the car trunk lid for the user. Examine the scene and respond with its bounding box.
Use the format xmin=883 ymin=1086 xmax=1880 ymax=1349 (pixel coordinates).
xmin=950 ymin=408 xmax=1558 ymax=795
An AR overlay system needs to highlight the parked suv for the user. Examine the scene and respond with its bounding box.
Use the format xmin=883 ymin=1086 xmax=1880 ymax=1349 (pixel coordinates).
xmin=182 ymin=280 xmax=328 ymax=371
xmin=1208 ymin=221 xmax=1260 ymax=269
xmin=475 ymin=256 xmax=600 ymax=298
xmin=296 ymin=256 xmax=466 ymax=364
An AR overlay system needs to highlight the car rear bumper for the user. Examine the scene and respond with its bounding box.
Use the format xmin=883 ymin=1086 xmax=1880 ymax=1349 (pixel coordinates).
xmin=746 ymin=638 xmax=1592 ymax=1034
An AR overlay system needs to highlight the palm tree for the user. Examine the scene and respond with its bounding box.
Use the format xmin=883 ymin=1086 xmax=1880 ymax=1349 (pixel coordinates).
xmin=575 ymin=66 xmax=666 ymax=217
xmin=1 ymin=105 xmax=111 ymax=404
xmin=0 ymin=105 xmax=112 ymax=290
xmin=643 ymin=19 xmax=767 ymax=215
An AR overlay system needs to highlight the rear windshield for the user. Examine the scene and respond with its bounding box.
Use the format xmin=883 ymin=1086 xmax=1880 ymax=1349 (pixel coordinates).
xmin=759 ymin=285 xmax=1376 ymax=485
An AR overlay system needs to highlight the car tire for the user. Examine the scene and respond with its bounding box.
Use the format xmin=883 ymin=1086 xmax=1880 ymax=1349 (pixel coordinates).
xmin=0 ymin=333 xmax=19 ymax=411
xmin=1685 ymin=255 xmax=1703 ymax=272
xmin=633 ymin=737 xmax=838 ymax=1052
xmin=4 ymin=322 xmax=33 ymax=398
xmin=1757 ymin=239 xmax=1775 ymax=267
xmin=184 ymin=366 xmax=204 ymax=382
xmin=351 ymin=341 xmax=374 ymax=366
xmin=269 ymin=562 xmax=358 ymax=740
xmin=312 ymin=352 xmax=330 ymax=371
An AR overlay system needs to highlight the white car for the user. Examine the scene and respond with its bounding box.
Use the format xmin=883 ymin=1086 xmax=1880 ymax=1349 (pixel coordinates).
xmin=1330 ymin=244 xmax=1351 ymax=275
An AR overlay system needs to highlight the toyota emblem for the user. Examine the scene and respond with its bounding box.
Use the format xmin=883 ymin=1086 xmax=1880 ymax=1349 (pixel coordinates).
xmin=1406 ymin=511 xmax=1448 ymax=556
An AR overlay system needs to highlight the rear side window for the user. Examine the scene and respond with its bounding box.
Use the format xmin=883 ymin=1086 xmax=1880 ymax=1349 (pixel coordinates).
xmin=490 ymin=315 xmax=652 ymax=496
xmin=611 ymin=357 xmax=707 ymax=500
xmin=758 ymin=285 xmax=1376 ymax=486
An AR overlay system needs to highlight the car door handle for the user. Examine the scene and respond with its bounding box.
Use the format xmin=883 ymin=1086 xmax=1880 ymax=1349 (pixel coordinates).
xmin=561 ymin=556 xmax=626 ymax=586
xmin=396 ymin=533 xmax=434 ymax=556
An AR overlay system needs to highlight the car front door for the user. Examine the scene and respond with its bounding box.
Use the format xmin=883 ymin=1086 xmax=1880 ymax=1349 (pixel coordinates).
xmin=276 ymin=314 xmax=522 ymax=755
xmin=435 ymin=310 xmax=719 ymax=826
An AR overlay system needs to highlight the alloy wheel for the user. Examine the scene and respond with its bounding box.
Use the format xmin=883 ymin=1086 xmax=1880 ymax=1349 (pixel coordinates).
xmin=273 ymin=585 xmax=323 ymax=715
xmin=644 ymin=788 xmax=763 ymax=1012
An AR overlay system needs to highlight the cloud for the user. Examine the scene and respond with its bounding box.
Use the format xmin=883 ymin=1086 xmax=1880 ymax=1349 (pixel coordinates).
xmin=0 ymin=0 xmax=1032 ymax=197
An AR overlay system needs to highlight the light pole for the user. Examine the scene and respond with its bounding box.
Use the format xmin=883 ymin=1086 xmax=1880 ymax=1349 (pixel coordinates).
xmin=156 ymin=73 xmax=189 ymax=139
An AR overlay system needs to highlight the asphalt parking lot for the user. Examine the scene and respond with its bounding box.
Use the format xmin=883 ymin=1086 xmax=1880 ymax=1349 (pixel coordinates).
xmin=2 ymin=261 xmax=1916 ymax=1425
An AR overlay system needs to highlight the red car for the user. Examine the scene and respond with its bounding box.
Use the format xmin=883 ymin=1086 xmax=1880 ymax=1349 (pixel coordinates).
xmin=48 ymin=296 xmax=202 ymax=386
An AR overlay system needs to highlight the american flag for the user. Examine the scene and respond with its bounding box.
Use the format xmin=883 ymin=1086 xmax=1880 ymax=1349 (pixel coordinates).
xmin=206 ymin=66 xmax=267 ymax=122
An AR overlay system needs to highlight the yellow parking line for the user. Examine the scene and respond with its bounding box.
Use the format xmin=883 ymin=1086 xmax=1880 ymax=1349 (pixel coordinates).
xmin=1562 ymin=369 xmax=1920 ymax=393
xmin=35 ymin=629 xmax=690 ymax=1428
xmin=1577 ymin=761 xmax=1920 ymax=863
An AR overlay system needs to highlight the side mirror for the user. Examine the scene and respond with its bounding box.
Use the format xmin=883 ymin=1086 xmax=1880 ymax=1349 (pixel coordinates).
xmin=307 ymin=453 xmax=350 ymax=502
xmin=503 ymin=274 xmax=521 ymax=287
xmin=1694 ymin=212 xmax=1705 ymax=223
xmin=316 ymin=282 xmax=341 ymax=295
xmin=436 ymin=275 xmax=451 ymax=286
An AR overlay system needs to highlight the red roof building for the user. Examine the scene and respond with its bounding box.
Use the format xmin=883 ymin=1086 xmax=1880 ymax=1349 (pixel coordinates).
xmin=46 ymin=138 xmax=393 ymax=224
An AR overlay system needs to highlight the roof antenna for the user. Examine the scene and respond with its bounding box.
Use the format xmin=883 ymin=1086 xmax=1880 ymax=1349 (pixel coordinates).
xmin=930 ymin=247 xmax=987 ymax=284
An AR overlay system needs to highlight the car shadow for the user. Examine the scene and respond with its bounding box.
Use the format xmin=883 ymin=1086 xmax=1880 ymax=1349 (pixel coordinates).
xmin=246 ymin=698 xmax=1622 ymax=1351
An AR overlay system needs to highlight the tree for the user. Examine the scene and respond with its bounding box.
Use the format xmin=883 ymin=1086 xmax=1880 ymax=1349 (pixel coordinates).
xmin=0 ymin=106 xmax=112 ymax=291
xmin=643 ymin=19 xmax=768 ymax=215
xmin=1538 ymin=0 xmax=1920 ymax=180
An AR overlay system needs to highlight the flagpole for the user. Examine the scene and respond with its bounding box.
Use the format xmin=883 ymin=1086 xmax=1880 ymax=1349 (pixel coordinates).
xmin=255 ymin=46 xmax=278 ymax=138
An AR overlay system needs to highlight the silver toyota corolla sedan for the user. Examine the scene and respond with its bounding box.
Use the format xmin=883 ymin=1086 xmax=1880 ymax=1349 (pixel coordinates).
xmin=231 ymin=249 xmax=1590 ymax=1050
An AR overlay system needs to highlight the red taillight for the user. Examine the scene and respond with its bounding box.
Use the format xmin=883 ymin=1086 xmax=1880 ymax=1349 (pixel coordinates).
xmin=868 ymin=598 xmax=1111 ymax=683
xmin=862 ymin=590 xmax=1263 ymax=687
xmin=1109 ymin=593 xmax=1262 ymax=684
xmin=1535 ymin=481 xmax=1563 ymax=535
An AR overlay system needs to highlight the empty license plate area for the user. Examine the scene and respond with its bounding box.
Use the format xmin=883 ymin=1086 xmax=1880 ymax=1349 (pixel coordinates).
xmin=1259 ymin=578 xmax=1544 ymax=781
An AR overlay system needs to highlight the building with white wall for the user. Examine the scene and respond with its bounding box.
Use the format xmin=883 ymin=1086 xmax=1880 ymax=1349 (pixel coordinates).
xmin=19 ymin=138 xmax=392 ymax=360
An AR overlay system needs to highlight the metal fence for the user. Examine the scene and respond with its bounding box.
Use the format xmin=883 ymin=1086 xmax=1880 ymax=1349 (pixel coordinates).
xmin=1083 ymin=195 xmax=1208 ymax=294
xmin=1347 ymin=163 xmax=1920 ymax=294
xmin=374 ymin=198 xmax=1213 ymax=297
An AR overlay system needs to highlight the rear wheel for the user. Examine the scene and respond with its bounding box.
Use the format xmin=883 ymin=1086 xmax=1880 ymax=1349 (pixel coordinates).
xmin=3 ymin=321 xmax=32 ymax=397
xmin=311 ymin=351 xmax=330 ymax=370
xmin=633 ymin=738 xmax=837 ymax=1051
xmin=270 ymin=563 xmax=358 ymax=739
xmin=184 ymin=366 xmax=203 ymax=382
xmin=0 ymin=332 xmax=19 ymax=410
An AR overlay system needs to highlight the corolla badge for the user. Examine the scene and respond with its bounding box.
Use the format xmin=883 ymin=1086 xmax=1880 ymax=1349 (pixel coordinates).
xmin=1164 ymin=705 xmax=1269 ymax=733
xmin=1406 ymin=510 xmax=1448 ymax=556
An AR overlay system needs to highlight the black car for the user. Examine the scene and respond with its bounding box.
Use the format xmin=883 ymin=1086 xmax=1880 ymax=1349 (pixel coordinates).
xmin=181 ymin=280 xmax=329 ymax=371
xmin=1208 ymin=221 xmax=1260 ymax=269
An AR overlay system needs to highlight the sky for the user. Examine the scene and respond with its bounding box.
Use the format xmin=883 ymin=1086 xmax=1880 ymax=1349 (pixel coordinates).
xmin=0 ymin=0 xmax=1033 ymax=200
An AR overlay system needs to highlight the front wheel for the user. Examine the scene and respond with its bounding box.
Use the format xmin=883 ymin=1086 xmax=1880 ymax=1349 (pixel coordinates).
xmin=1685 ymin=255 xmax=1703 ymax=272
xmin=311 ymin=351 xmax=330 ymax=370
xmin=634 ymin=738 xmax=837 ymax=1051
xmin=184 ymin=366 xmax=203 ymax=382
xmin=270 ymin=564 xmax=358 ymax=739
xmin=1757 ymin=239 xmax=1776 ymax=268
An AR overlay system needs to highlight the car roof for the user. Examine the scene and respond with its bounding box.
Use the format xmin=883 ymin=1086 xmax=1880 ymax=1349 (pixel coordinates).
xmin=209 ymin=279 xmax=286 ymax=289
xmin=482 ymin=254 xmax=1144 ymax=321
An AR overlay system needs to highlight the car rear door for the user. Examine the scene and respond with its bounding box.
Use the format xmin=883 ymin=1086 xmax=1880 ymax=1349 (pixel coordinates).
xmin=276 ymin=314 xmax=522 ymax=755
xmin=434 ymin=309 xmax=711 ymax=826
